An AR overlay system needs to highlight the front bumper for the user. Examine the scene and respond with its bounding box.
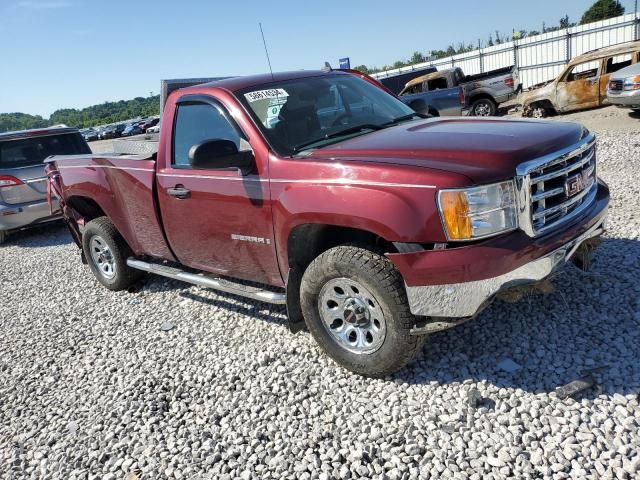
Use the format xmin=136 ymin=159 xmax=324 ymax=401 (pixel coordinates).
xmin=0 ymin=199 xmax=60 ymax=231
xmin=405 ymin=217 xmax=604 ymax=317
xmin=389 ymin=180 xmax=609 ymax=318
xmin=607 ymin=90 xmax=640 ymax=108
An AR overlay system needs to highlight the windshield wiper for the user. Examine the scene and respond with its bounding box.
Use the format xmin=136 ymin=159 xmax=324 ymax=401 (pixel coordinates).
xmin=293 ymin=124 xmax=383 ymax=152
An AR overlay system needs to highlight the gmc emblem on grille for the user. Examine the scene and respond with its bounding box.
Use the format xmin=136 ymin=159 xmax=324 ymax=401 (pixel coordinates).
xmin=565 ymin=170 xmax=593 ymax=197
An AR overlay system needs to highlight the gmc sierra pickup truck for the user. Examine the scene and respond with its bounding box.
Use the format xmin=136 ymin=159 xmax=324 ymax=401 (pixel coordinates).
xmin=46 ymin=69 xmax=609 ymax=377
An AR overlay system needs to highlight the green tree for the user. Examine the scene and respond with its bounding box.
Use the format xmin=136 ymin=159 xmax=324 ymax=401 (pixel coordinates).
xmin=353 ymin=64 xmax=370 ymax=74
xmin=0 ymin=113 xmax=48 ymax=132
xmin=410 ymin=51 xmax=424 ymax=64
xmin=580 ymin=0 xmax=624 ymax=24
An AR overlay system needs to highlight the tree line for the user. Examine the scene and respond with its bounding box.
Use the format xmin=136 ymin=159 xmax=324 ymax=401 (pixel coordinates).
xmin=0 ymin=95 xmax=160 ymax=133
xmin=354 ymin=0 xmax=626 ymax=74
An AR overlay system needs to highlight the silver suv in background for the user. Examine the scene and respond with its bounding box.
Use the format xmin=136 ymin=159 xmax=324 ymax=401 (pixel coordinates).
xmin=607 ymin=62 xmax=640 ymax=112
xmin=0 ymin=127 xmax=91 ymax=244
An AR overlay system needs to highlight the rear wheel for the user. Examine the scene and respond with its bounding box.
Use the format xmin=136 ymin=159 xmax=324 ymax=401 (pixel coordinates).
xmin=82 ymin=217 xmax=143 ymax=291
xmin=300 ymin=246 xmax=426 ymax=377
xmin=470 ymin=98 xmax=496 ymax=116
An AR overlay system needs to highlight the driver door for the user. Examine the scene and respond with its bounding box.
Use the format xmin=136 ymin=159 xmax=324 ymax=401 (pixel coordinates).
xmin=556 ymin=60 xmax=602 ymax=112
xmin=156 ymin=96 xmax=282 ymax=286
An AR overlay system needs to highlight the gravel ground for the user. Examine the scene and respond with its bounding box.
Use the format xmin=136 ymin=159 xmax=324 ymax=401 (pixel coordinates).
xmin=1 ymin=127 xmax=639 ymax=480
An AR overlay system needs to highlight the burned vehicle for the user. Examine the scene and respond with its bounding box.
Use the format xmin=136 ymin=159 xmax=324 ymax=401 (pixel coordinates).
xmin=522 ymin=41 xmax=640 ymax=118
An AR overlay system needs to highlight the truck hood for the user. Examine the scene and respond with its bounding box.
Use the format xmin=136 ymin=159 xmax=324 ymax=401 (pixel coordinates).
xmin=307 ymin=117 xmax=584 ymax=184
xmin=521 ymin=81 xmax=554 ymax=105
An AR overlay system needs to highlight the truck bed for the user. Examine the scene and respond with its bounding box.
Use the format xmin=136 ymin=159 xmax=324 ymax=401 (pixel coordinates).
xmin=463 ymin=66 xmax=514 ymax=83
xmin=48 ymin=153 xmax=174 ymax=260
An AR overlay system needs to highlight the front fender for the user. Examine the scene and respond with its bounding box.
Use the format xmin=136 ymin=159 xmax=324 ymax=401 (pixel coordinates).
xmin=272 ymin=182 xmax=444 ymax=273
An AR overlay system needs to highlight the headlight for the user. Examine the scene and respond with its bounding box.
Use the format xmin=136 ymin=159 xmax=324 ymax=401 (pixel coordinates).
xmin=624 ymin=75 xmax=640 ymax=91
xmin=438 ymin=181 xmax=518 ymax=240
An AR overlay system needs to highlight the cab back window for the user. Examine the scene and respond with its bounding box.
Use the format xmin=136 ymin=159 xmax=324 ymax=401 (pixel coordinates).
xmin=0 ymin=133 xmax=90 ymax=169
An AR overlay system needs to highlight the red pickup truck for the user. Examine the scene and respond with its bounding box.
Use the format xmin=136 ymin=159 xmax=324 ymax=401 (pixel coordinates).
xmin=46 ymin=70 xmax=609 ymax=377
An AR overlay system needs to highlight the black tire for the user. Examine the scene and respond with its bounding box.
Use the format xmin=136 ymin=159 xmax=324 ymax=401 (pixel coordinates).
xmin=470 ymin=98 xmax=496 ymax=116
xmin=0 ymin=230 xmax=6 ymax=245
xmin=82 ymin=216 xmax=143 ymax=291
xmin=300 ymin=246 xmax=426 ymax=377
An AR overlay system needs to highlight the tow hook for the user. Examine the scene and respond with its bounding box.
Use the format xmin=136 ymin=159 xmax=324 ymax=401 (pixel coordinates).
xmin=570 ymin=236 xmax=602 ymax=271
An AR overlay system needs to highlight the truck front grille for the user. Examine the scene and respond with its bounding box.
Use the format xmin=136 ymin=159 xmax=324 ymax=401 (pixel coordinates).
xmin=516 ymin=135 xmax=597 ymax=237
xmin=608 ymin=79 xmax=624 ymax=91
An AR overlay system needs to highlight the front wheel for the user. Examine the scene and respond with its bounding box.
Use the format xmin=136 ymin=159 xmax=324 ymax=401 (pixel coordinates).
xmin=470 ymin=98 xmax=496 ymax=116
xmin=530 ymin=105 xmax=548 ymax=118
xmin=300 ymin=246 xmax=426 ymax=377
xmin=82 ymin=217 xmax=143 ymax=291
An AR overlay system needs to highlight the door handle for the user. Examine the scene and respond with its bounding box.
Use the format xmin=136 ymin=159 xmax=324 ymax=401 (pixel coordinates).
xmin=167 ymin=186 xmax=191 ymax=199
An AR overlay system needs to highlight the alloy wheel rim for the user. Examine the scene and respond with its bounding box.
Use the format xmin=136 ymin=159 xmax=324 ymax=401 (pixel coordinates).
xmin=474 ymin=103 xmax=491 ymax=116
xmin=532 ymin=107 xmax=545 ymax=118
xmin=317 ymin=278 xmax=386 ymax=355
xmin=89 ymin=236 xmax=116 ymax=279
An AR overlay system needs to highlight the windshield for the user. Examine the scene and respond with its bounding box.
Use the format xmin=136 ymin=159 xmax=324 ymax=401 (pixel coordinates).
xmin=237 ymin=73 xmax=416 ymax=156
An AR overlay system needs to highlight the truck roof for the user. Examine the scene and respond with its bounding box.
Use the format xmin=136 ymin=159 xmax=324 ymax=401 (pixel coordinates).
xmin=569 ymin=40 xmax=640 ymax=65
xmin=403 ymin=69 xmax=455 ymax=89
xmin=180 ymin=70 xmax=344 ymax=94
xmin=0 ymin=126 xmax=79 ymax=141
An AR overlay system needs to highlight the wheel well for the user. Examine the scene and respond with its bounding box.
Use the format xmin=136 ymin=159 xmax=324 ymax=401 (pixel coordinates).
xmin=66 ymin=196 xmax=105 ymax=221
xmin=469 ymin=94 xmax=496 ymax=106
xmin=287 ymin=224 xmax=397 ymax=272
xmin=530 ymin=99 xmax=556 ymax=115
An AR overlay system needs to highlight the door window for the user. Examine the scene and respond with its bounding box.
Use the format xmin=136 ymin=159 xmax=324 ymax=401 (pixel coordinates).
xmin=604 ymin=54 xmax=633 ymax=74
xmin=173 ymin=102 xmax=241 ymax=167
xmin=565 ymin=61 xmax=600 ymax=82
xmin=427 ymin=77 xmax=448 ymax=90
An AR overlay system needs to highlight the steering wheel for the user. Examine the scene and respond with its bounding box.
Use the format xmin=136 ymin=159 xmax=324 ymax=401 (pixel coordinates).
xmin=331 ymin=113 xmax=353 ymax=127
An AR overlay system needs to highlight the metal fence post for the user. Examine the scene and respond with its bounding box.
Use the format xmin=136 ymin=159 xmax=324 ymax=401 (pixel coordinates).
xmin=478 ymin=40 xmax=484 ymax=73
xmin=566 ymin=29 xmax=572 ymax=63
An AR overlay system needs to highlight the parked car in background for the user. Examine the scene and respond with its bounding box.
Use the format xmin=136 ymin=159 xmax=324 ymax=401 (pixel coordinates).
xmin=140 ymin=117 xmax=160 ymax=131
xmin=399 ymin=66 xmax=519 ymax=116
xmin=81 ymin=128 xmax=99 ymax=142
xmin=607 ymin=62 xmax=640 ymax=112
xmin=0 ymin=127 xmax=91 ymax=243
xmin=47 ymin=70 xmax=608 ymax=376
xmin=121 ymin=123 xmax=144 ymax=137
xmin=146 ymin=123 xmax=161 ymax=134
xmin=99 ymin=124 xmax=126 ymax=140
xmin=522 ymin=41 xmax=640 ymax=117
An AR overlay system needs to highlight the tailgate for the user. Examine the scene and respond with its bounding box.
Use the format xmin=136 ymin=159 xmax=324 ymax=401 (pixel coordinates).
xmin=0 ymin=164 xmax=48 ymax=204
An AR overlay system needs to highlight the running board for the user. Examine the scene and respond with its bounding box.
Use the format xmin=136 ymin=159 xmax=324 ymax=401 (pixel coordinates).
xmin=126 ymin=258 xmax=286 ymax=305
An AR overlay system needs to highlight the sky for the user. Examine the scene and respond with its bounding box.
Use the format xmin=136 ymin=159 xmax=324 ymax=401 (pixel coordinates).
xmin=0 ymin=0 xmax=633 ymax=117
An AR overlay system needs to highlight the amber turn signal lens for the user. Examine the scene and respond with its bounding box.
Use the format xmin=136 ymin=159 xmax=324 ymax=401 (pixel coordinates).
xmin=439 ymin=191 xmax=472 ymax=240
xmin=627 ymin=75 xmax=640 ymax=90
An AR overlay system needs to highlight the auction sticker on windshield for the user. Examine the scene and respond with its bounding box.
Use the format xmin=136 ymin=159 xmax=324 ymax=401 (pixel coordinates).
xmin=244 ymin=89 xmax=289 ymax=102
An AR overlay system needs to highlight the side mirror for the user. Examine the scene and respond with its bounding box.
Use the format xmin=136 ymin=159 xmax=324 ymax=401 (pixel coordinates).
xmin=409 ymin=99 xmax=429 ymax=114
xmin=188 ymin=139 xmax=254 ymax=174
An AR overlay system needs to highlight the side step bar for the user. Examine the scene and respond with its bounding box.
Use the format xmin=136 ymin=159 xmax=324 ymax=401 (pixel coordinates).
xmin=126 ymin=258 xmax=286 ymax=305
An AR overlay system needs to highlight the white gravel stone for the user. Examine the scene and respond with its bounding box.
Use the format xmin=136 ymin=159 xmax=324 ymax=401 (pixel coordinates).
xmin=1 ymin=130 xmax=639 ymax=480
